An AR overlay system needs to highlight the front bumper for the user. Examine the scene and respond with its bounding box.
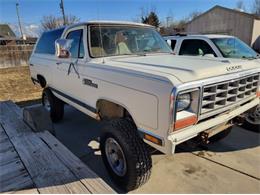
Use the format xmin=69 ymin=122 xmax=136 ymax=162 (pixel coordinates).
xmin=167 ymin=97 xmax=259 ymax=153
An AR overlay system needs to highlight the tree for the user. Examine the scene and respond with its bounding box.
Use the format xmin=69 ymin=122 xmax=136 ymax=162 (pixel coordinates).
xmin=41 ymin=15 xmax=80 ymax=30
xmin=141 ymin=11 xmax=160 ymax=28
xmin=252 ymin=0 xmax=260 ymax=15
xmin=187 ymin=11 xmax=202 ymax=22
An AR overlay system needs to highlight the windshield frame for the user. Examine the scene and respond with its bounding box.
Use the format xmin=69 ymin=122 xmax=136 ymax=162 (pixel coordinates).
xmin=211 ymin=37 xmax=258 ymax=59
xmin=87 ymin=24 xmax=172 ymax=58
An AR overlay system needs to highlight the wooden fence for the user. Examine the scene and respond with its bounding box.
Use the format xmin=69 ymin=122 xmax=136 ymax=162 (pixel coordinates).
xmin=0 ymin=45 xmax=34 ymax=68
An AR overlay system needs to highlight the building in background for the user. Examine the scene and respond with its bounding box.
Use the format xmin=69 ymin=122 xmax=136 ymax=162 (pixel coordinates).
xmin=0 ymin=24 xmax=18 ymax=45
xmin=0 ymin=24 xmax=37 ymax=45
xmin=186 ymin=6 xmax=260 ymax=52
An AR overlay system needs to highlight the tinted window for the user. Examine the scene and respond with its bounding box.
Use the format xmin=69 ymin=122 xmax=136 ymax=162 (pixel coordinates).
xmin=170 ymin=40 xmax=177 ymax=50
xmin=66 ymin=29 xmax=84 ymax=58
xmin=35 ymin=28 xmax=64 ymax=54
xmin=179 ymin=39 xmax=216 ymax=56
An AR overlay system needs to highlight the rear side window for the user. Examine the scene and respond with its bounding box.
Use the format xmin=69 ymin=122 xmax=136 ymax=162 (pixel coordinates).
xmin=35 ymin=28 xmax=64 ymax=54
xmin=170 ymin=40 xmax=177 ymax=50
xmin=179 ymin=39 xmax=216 ymax=56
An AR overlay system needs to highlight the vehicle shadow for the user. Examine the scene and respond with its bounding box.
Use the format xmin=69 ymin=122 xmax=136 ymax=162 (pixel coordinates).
xmin=176 ymin=125 xmax=260 ymax=154
xmin=53 ymin=105 xmax=260 ymax=192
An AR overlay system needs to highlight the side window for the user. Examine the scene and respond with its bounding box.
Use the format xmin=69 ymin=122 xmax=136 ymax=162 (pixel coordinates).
xmin=66 ymin=29 xmax=84 ymax=58
xmin=170 ymin=40 xmax=177 ymax=50
xmin=179 ymin=39 xmax=216 ymax=56
xmin=35 ymin=28 xmax=64 ymax=54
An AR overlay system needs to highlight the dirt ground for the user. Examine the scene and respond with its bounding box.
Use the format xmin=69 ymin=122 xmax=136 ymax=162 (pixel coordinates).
xmin=0 ymin=66 xmax=42 ymax=104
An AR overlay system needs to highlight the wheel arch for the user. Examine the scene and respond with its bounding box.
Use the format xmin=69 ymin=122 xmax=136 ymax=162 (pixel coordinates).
xmin=96 ymin=98 xmax=138 ymax=125
xmin=36 ymin=74 xmax=47 ymax=88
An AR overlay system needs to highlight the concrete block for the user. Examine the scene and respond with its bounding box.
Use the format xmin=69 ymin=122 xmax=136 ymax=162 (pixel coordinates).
xmin=23 ymin=105 xmax=55 ymax=135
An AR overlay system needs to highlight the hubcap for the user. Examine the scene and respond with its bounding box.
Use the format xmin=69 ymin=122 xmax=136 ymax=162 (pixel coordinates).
xmin=105 ymin=138 xmax=127 ymax=176
xmin=43 ymin=94 xmax=51 ymax=111
xmin=245 ymin=105 xmax=260 ymax=125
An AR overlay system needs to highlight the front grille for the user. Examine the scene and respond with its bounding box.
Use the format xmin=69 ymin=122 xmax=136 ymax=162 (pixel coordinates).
xmin=200 ymin=73 xmax=259 ymax=114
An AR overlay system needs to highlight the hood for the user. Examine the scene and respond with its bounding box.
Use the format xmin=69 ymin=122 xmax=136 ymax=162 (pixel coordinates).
xmin=107 ymin=54 xmax=260 ymax=83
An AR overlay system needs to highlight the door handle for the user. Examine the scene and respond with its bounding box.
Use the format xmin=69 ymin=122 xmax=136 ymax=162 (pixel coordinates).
xmin=56 ymin=62 xmax=62 ymax=65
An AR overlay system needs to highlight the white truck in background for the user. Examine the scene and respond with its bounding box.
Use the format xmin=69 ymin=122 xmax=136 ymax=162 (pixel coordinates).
xmin=29 ymin=21 xmax=260 ymax=191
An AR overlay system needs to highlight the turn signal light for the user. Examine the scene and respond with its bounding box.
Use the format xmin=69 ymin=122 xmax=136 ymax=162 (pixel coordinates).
xmin=174 ymin=115 xmax=197 ymax=130
xmin=144 ymin=134 xmax=162 ymax=146
xmin=256 ymin=91 xmax=260 ymax=97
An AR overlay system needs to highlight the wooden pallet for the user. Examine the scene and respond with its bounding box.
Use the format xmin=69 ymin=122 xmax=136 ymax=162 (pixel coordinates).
xmin=0 ymin=101 xmax=115 ymax=194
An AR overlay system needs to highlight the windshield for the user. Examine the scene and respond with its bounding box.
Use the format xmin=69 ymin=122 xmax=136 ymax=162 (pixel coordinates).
xmin=211 ymin=37 xmax=258 ymax=59
xmin=89 ymin=25 xmax=172 ymax=57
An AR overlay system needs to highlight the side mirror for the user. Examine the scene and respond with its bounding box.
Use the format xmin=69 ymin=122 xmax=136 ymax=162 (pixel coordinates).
xmin=55 ymin=39 xmax=73 ymax=58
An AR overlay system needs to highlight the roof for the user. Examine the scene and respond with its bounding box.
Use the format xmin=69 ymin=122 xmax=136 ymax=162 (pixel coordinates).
xmin=186 ymin=5 xmax=260 ymax=25
xmin=164 ymin=34 xmax=234 ymax=39
xmin=164 ymin=34 xmax=233 ymax=39
xmin=0 ymin=24 xmax=16 ymax=37
xmin=66 ymin=20 xmax=153 ymax=29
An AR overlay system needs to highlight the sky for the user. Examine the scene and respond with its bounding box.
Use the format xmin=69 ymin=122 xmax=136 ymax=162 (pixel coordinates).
xmin=0 ymin=0 xmax=255 ymax=36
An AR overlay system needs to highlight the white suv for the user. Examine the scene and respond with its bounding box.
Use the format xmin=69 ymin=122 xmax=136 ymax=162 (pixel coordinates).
xmin=29 ymin=22 xmax=260 ymax=191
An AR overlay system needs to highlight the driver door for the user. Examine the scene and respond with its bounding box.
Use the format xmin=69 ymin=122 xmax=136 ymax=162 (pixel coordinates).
xmin=53 ymin=27 xmax=86 ymax=103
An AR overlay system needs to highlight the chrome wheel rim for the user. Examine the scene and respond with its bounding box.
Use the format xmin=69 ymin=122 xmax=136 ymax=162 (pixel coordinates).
xmin=105 ymin=137 xmax=127 ymax=176
xmin=245 ymin=105 xmax=260 ymax=125
xmin=43 ymin=94 xmax=51 ymax=111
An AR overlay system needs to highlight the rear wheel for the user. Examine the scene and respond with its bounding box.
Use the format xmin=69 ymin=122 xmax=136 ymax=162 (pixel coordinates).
xmin=42 ymin=88 xmax=64 ymax=122
xmin=209 ymin=127 xmax=232 ymax=143
xmin=100 ymin=119 xmax=152 ymax=191
xmin=242 ymin=106 xmax=260 ymax=132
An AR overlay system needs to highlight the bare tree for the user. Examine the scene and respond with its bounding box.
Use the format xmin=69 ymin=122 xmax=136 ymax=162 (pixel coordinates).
xmin=187 ymin=11 xmax=202 ymax=22
xmin=41 ymin=15 xmax=80 ymax=30
xmin=252 ymin=0 xmax=260 ymax=15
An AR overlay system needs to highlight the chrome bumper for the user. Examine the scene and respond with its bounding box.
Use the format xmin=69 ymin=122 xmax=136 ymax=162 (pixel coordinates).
xmin=167 ymin=97 xmax=259 ymax=152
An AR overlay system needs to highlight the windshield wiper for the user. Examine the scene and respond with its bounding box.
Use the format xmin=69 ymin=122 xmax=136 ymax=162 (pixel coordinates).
xmin=242 ymin=56 xmax=257 ymax=60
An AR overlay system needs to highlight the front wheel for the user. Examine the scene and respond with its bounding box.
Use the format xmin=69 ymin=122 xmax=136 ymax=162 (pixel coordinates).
xmin=100 ymin=119 xmax=152 ymax=191
xmin=242 ymin=105 xmax=260 ymax=132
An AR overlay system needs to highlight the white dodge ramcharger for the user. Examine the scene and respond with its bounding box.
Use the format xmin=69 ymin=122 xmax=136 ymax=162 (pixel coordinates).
xmin=29 ymin=21 xmax=260 ymax=191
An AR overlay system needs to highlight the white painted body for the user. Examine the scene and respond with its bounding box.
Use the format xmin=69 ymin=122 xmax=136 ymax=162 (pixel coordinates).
xmin=29 ymin=22 xmax=260 ymax=154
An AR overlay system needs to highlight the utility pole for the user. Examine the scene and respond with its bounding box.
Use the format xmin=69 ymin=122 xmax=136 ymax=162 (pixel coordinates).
xmin=166 ymin=16 xmax=172 ymax=28
xmin=16 ymin=2 xmax=24 ymax=39
xmin=60 ymin=0 xmax=66 ymax=25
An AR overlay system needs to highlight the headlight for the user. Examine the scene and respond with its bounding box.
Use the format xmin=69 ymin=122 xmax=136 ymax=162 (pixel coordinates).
xmin=176 ymin=93 xmax=191 ymax=112
xmin=170 ymin=88 xmax=200 ymax=131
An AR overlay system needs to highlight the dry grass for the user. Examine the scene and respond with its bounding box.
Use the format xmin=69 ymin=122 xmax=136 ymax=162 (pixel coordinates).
xmin=0 ymin=66 xmax=42 ymax=104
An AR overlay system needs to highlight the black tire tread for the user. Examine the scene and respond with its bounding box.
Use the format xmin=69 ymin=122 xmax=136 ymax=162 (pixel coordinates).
xmin=101 ymin=119 xmax=152 ymax=191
